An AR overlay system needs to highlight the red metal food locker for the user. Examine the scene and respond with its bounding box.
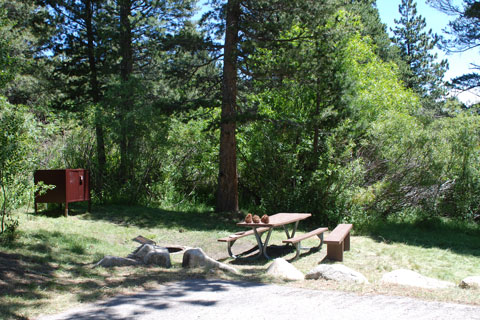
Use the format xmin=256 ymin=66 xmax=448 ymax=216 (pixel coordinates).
xmin=34 ymin=169 xmax=91 ymax=216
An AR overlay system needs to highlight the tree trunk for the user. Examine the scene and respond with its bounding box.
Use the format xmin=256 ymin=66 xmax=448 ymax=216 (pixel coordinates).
xmin=313 ymin=80 xmax=321 ymax=157
xmin=118 ymin=0 xmax=134 ymax=182
xmin=85 ymin=0 xmax=106 ymax=192
xmin=216 ymin=0 xmax=240 ymax=213
xmin=1 ymin=179 xmax=6 ymax=233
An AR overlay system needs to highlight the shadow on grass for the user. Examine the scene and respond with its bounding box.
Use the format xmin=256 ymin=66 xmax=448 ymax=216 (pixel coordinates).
xmin=228 ymin=245 xmax=297 ymax=266
xmin=0 ymin=227 xmax=266 ymax=319
xmin=62 ymin=204 xmax=242 ymax=232
xmin=363 ymin=217 xmax=480 ymax=257
xmin=0 ymin=229 xmax=109 ymax=318
xmin=34 ymin=202 xmax=90 ymax=218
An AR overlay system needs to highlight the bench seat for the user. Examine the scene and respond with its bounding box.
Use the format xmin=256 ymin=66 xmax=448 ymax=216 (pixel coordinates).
xmin=282 ymin=227 xmax=328 ymax=259
xmin=324 ymin=223 xmax=353 ymax=261
xmin=218 ymin=227 xmax=270 ymax=242
xmin=218 ymin=227 xmax=270 ymax=258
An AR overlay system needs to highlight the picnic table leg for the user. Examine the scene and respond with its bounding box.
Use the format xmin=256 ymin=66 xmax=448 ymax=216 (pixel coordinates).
xmin=282 ymin=221 xmax=299 ymax=240
xmin=290 ymin=232 xmax=325 ymax=261
xmin=291 ymin=221 xmax=299 ymax=238
xmin=227 ymin=240 xmax=238 ymax=259
xmin=317 ymin=233 xmax=324 ymax=249
xmin=253 ymin=227 xmax=273 ymax=260
xmin=293 ymin=243 xmax=301 ymax=260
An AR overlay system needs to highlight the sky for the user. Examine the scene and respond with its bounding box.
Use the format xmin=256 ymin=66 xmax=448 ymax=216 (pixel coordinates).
xmin=376 ymin=0 xmax=479 ymax=104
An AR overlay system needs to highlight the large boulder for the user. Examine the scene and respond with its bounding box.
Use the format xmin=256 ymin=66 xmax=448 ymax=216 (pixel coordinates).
xmin=305 ymin=264 xmax=368 ymax=284
xmin=182 ymin=248 xmax=239 ymax=274
xmin=381 ymin=269 xmax=454 ymax=289
xmin=266 ymin=258 xmax=304 ymax=281
xmin=129 ymin=244 xmax=172 ymax=268
xmin=459 ymin=276 xmax=480 ymax=289
xmin=93 ymin=255 xmax=140 ymax=268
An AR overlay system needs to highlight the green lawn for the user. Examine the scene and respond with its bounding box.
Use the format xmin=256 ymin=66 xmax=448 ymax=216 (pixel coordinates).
xmin=1 ymin=204 xmax=479 ymax=319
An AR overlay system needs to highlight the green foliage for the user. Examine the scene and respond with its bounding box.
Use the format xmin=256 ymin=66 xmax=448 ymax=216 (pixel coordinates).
xmin=344 ymin=0 xmax=396 ymax=62
xmin=0 ymin=97 xmax=39 ymax=237
xmin=237 ymin=16 xmax=419 ymax=225
xmin=0 ymin=9 xmax=14 ymax=89
xmin=367 ymin=109 xmax=480 ymax=220
xmin=428 ymin=0 xmax=480 ymax=95
xmin=1 ymin=0 xmax=479 ymax=230
xmin=0 ymin=0 xmax=54 ymax=107
xmin=341 ymin=35 xmax=419 ymax=123
xmin=152 ymin=109 xmax=219 ymax=207
xmin=392 ymin=0 xmax=448 ymax=101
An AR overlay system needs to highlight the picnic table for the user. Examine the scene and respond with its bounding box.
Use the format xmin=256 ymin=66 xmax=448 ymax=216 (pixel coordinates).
xmin=236 ymin=213 xmax=313 ymax=260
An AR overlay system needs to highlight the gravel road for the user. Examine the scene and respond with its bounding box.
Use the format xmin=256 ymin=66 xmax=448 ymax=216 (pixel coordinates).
xmin=37 ymin=279 xmax=480 ymax=320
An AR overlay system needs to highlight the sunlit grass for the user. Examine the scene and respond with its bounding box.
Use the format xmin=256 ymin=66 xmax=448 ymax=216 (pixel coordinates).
xmin=0 ymin=205 xmax=479 ymax=319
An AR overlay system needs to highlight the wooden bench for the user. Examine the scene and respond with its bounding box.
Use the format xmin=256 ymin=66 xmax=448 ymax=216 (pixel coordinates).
xmin=324 ymin=223 xmax=353 ymax=261
xmin=218 ymin=227 xmax=270 ymax=258
xmin=282 ymin=227 xmax=328 ymax=260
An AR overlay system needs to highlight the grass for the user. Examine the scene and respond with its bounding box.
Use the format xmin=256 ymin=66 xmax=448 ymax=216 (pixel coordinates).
xmin=0 ymin=204 xmax=479 ymax=319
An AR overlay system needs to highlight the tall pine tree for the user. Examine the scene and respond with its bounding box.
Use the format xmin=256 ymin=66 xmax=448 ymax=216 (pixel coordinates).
xmin=202 ymin=0 xmax=342 ymax=213
xmin=391 ymin=0 xmax=448 ymax=102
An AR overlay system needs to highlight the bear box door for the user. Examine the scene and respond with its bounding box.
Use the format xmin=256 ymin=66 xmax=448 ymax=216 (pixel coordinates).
xmin=66 ymin=169 xmax=85 ymax=203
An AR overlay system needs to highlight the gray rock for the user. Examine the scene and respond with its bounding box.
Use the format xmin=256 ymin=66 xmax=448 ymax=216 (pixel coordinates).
xmin=129 ymin=244 xmax=154 ymax=260
xmin=306 ymin=264 xmax=368 ymax=284
xmin=93 ymin=244 xmax=172 ymax=268
xmin=381 ymin=269 xmax=455 ymax=289
xmin=266 ymin=258 xmax=304 ymax=281
xmin=144 ymin=248 xmax=171 ymax=268
xmin=128 ymin=244 xmax=171 ymax=268
xmin=93 ymin=255 xmax=140 ymax=268
xmin=182 ymin=248 xmax=239 ymax=274
xmin=459 ymin=276 xmax=480 ymax=289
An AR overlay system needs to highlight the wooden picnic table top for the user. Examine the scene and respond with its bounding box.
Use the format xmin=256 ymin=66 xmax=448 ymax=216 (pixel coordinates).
xmin=237 ymin=212 xmax=311 ymax=228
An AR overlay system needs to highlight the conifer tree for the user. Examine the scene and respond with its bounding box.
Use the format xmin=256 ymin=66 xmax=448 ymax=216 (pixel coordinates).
xmin=205 ymin=0 xmax=341 ymax=213
xmin=0 ymin=10 xmax=14 ymax=89
xmin=428 ymin=0 xmax=480 ymax=95
xmin=391 ymin=0 xmax=448 ymax=101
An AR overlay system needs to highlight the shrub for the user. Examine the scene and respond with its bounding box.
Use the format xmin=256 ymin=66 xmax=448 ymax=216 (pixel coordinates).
xmin=0 ymin=97 xmax=39 ymax=238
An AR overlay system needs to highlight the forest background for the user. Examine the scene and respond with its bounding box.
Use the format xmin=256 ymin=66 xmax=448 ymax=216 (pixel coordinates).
xmin=1 ymin=0 xmax=480 ymax=238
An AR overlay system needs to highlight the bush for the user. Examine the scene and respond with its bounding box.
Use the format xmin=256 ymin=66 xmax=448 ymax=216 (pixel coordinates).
xmin=366 ymin=110 xmax=480 ymax=220
xmin=0 ymin=97 xmax=39 ymax=237
xmin=154 ymin=109 xmax=219 ymax=207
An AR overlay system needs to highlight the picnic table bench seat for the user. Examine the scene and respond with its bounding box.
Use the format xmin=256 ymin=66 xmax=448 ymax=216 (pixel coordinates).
xmin=324 ymin=223 xmax=353 ymax=261
xmin=282 ymin=227 xmax=328 ymax=259
xmin=218 ymin=227 xmax=270 ymax=258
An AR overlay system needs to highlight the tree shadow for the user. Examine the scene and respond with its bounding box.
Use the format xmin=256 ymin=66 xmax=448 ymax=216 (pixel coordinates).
xmin=0 ymin=250 xmax=59 ymax=319
xmin=58 ymin=204 xmax=242 ymax=233
xmin=34 ymin=201 xmax=92 ymax=218
xmin=229 ymin=245 xmax=297 ymax=266
xmin=0 ymin=226 xmax=271 ymax=319
xmin=36 ymin=279 xmax=268 ymax=320
xmin=363 ymin=218 xmax=480 ymax=257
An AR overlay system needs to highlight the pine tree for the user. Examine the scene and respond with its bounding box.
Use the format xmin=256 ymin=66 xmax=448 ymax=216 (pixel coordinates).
xmin=391 ymin=0 xmax=448 ymax=100
xmin=346 ymin=0 xmax=396 ymax=62
xmin=0 ymin=10 xmax=14 ymax=89
xmin=0 ymin=0 xmax=54 ymax=106
xmin=428 ymin=0 xmax=480 ymax=95
xmin=204 ymin=0 xmax=341 ymax=213
xmin=41 ymin=0 xmax=195 ymax=199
